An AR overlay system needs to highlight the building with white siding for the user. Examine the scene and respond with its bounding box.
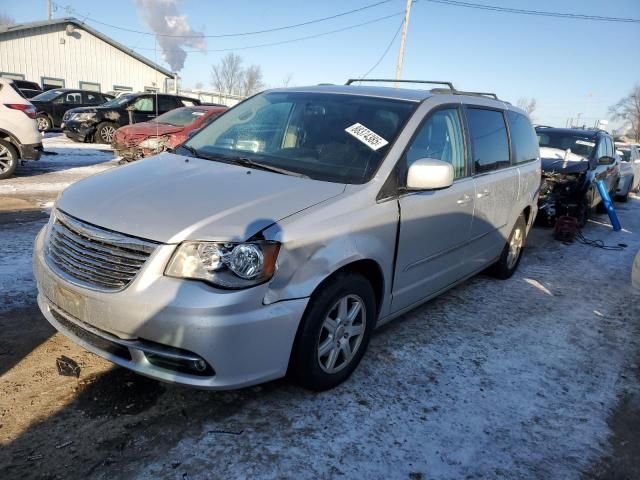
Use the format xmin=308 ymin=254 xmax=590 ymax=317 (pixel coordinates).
xmin=0 ymin=17 xmax=175 ymax=94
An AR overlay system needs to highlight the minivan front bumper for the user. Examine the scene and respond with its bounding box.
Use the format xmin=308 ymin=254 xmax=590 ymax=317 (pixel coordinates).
xmin=33 ymin=227 xmax=308 ymax=389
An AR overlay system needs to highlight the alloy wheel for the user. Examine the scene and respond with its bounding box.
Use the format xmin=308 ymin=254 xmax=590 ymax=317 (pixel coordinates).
xmin=101 ymin=126 xmax=116 ymax=143
xmin=317 ymin=294 xmax=366 ymax=374
xmin=36 ymin=117 xmax=50 ymax=131
xmin=506 ymin=226 xmax=524 ymax=269
xmin=0 ymin=145 xmax=13 ymax=173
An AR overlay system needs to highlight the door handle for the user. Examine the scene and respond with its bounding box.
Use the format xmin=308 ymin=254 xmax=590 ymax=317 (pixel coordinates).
xmin=456 ymin=194 xmax=472 ymax=205
xmin=476 ymin=189 xmax=491 ymax=199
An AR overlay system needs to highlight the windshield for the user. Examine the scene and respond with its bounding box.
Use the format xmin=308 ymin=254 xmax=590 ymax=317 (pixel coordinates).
xmin=31 ymin=89 xmax=64 ymax=102
xmin=101 ymin=94 xmax=136 ymax=108
xmin=154 ymin=107 xmax=210 ymax=126
xmin=537 ymin=131 xmax=596 ymax=158
xmin=185 ymin=91 xmax=416 ymax=183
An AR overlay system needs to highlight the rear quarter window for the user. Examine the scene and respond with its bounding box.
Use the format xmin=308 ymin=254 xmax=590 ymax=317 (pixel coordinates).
xmin=466 ymin=107 xmax=510 ymax=174
xmin=507 ymin=111 xmax=539 ymax=164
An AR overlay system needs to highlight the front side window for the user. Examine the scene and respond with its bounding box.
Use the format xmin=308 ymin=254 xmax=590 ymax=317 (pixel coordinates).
xmin=185 ymin=92 xmax=416 ymax=184
xmin=466 ymin=108 xmax=510 ymax=174
xmin=133 ymin=96 xmax=154 ymax=112
xmin=405 ymin=108 xmax=466 ymax=179
xmin=63 ymin=92 xmax=82 ymax=104
xmin=507 ymin=111 xmax=539 ymax=164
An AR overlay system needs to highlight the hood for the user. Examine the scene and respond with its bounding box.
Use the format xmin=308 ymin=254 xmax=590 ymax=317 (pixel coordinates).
xmin=540 ymin=147 xmax=590 ymax=174
xmin=57 ymin=152 xmax=346 ymax=243
xmin=115 ymin=122 xmax=183 ymax=140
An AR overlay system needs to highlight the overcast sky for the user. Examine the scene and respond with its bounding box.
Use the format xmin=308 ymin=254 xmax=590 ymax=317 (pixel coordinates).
xmin=4 ymin=0 xmax=640 ymax=127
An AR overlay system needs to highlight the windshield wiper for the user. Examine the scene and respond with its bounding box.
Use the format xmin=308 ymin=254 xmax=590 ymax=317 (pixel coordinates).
xmin=177 ymin=144 xmax=199 ymax=158
xmin=204 ymin=154 xmax=308 ymax=178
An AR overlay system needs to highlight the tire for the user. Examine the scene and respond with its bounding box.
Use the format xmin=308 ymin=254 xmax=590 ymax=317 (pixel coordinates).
xmin=489 ymin=214 xmax=527 ymax=280
xmin=0 ymin=139 xmax=19 ymax=180
xmin=96 ymin=122 xmax=117 ymax=144
xmin=577 ymin=196 xmax=590 ymax=228
xmin=290 ymin=272 xmax=376 ymax=391
xmin=36 ymin=114 xmax=52 ymax=131
xmin=615 ymin=179 xmax=631 ymax=202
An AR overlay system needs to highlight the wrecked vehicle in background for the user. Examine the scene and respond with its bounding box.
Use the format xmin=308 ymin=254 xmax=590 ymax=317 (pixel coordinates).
xmin=112 ymin=105 xmax=227 ymax=162
xmin=61 ymin=92 xmax=201 ymax=144
xmin=614 ymin=142 xmax=640 ymax=201
xmin=536 ymin=127 xmax=620 ymax=226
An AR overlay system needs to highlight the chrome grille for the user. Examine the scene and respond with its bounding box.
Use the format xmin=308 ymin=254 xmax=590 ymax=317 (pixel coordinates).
xmin=45 ymin=209 xmax=159 ymax=292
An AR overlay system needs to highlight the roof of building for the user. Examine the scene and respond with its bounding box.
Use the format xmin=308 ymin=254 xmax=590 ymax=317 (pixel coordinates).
xmin=0 ymin=17 xmax=173 ymax=78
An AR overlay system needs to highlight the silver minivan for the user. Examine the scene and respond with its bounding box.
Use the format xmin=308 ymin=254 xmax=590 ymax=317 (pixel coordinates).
xmin=33 ymin=81 xmax=540 ymax=391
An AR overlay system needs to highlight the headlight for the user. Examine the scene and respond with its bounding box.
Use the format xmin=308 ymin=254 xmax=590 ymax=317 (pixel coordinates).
xmin=139 ymin=136 xmax=169 ymax=151
xmin=71 ymin=112 xmax=96 ymax=121
xmin=165 ymin=241 xmax=280 ymax=288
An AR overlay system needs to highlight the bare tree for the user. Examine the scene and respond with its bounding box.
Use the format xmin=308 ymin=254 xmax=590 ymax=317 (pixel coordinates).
xmin=211 ymin=53 xmax=244 ymax=96
xmin=242 ymin=65 xmax=265 ymax=96
xmin=517 ymin=97 xmax=537 ymax=116
xmin=281 ymin=73 xmax=294 ymax=88
xmin=609 ymin=84 xmax=640 ymax=142
xmin=0 ymin=13 xmax=15 ymax=27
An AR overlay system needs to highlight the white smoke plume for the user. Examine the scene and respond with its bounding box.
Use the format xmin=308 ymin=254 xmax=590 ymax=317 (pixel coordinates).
xmin=135 ymin=0 xmax=206 ymax=71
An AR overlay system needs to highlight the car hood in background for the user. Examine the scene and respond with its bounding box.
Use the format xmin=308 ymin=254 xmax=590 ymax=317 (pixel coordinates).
xmin=56 ymin=152 xmax=346 ymax=243
xmin=114 ymin=122 xmax=184 ymax=141
xmin=540 ymin=147 xmax=590 ymax=174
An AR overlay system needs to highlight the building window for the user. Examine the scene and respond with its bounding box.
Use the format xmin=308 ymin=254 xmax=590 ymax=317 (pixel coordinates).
xmin=113 ymin=85 xmax=132 ymax=92
xmin=41 ymin=76 xmax=65 ymax=91
xmin=1 ymin=72 xmax=25 ymax=80
xmin=79 ymin=81 xmax=100 ymax=92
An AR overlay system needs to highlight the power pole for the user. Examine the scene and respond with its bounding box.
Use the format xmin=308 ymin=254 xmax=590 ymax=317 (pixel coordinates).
xmin=47 ymin=0 xmax=52 ymax=20
xmin=395 ymin=0 xmax=413 ymax=87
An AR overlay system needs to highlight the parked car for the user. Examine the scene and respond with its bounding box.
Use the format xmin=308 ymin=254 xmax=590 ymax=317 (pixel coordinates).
xmin=614 ymin=142 xmax=640 ymax=200
xmin=30 ymin=88 xmax=113 ymax=131
xmin=34 ymin=81 xmax=540 ymax=391
xmin=12 ymin=79 xmax=43 ymax=99
xmin=112 ymin=105 xmax=227 ymax=161
xmin=0 ymin=78 xmax=42 ymax=179
xmin=536 ymin=127 xmax=620 ymax=226
xmin=62 ymin=93 xmax=202 ymax=144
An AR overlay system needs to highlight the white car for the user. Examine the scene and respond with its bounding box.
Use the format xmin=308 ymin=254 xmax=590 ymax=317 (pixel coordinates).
xmin=0 ymin=78 xmax=42 ymax=179
xmin=614 ymin=142 xmax=640 ymax=200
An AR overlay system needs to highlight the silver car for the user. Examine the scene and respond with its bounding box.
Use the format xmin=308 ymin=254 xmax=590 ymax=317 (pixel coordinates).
xmin=33 ymin=82 xmax=540 ymax=391
xmin=615 ymin=142 xmax=640 ymax=200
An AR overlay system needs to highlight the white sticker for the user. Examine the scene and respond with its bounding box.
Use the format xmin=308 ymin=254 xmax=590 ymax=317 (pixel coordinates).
xmin=345 ymin=123 xmax=389 ymax=151
xmin=575 ymin=140 xmax=595 ymax=147
xmin=192 ymin=111 xmax=205 ymax=116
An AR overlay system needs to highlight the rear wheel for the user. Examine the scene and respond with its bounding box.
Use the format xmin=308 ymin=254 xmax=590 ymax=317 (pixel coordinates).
xmin=0 ymin=140 xmax=19 ymax=180
xmin=489 ymin=214 xmax=527 ymax=280
xmin=36 ymin=114 xmax=52 ymax=131
xmin=96 ymin=122 xmax=117 ymax=144
xmin=290 ymin=272 xmax=376 ymax=391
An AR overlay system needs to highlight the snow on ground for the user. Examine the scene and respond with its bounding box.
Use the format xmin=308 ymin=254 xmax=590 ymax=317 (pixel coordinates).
xmin=0 ymin=133 xmax=117 ymax=204
xmin=132 ymin=199 xmax=640 ymax=480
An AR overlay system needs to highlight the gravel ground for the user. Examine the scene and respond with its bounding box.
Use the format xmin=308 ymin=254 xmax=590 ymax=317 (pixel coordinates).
xmin=0 ymin=135 xmax=638 ymax=479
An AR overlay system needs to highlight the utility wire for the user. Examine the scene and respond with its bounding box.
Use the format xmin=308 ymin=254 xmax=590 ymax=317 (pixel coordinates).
xmin=131 ymin=13 xmax=404 ymax=53
xmin=425 ymin=0 xmax=640 ymax=24
xmin=53 ymin=0 xmax=394 ymax=38
xmin=359 ymin=20 xmax=405 ymax=80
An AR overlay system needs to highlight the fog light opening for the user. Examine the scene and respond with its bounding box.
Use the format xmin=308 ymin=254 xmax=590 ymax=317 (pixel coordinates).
xmin=193 ymin=359 xmax=207 ymax=372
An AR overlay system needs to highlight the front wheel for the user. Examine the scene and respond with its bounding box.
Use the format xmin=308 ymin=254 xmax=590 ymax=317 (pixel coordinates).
xmin=96 ymin=122 xmax=117 ymax=144
xmin=0 ymin=139 xmax=19 ymax=180
xmin=489 ymin=214 xmax=527 ymax=280
xmin=36 ymin=114 xmax=52 ymax=131
xmin=290 ymin=272 xmax=376 ymax=391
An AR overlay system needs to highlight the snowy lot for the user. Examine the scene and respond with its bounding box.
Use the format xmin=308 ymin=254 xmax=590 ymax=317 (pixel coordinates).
xmin=0 ymin=135 xmax=639 ymax=479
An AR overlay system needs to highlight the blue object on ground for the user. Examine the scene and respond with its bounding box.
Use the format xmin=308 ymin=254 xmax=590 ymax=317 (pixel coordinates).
xmin=595 ymin=179 xmax=621 ymax=231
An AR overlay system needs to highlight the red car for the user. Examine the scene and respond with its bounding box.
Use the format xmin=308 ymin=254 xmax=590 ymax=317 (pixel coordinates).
xmin=112 ymin=105 xmax=227 ymax=161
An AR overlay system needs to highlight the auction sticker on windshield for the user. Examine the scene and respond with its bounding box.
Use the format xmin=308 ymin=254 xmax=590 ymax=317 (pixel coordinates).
xmin=345 ymin=123 xmax=389 ymax=151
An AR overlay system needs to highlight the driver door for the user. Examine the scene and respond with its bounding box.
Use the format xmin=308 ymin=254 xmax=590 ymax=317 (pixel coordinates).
xmin=391 ymin=106 xmax=475 ymax=313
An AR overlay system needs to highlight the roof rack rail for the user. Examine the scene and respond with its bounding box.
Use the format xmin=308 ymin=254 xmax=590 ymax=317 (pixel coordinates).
xmin=430 ymin=88 xmax=500 ymax=100
xmin=345 ymin=78 xmax=455 ymax=90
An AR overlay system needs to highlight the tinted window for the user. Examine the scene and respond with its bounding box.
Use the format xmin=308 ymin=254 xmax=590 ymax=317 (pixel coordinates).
xmin=158 ymin=95 xmax=179 ymax=112
xmin=466 ymin=108 xmax=510 ymax=173
xmin=63 ymin=92 xmax=82 ymax=104
xmin=405 ymin=108 xmax=466 ymax=179
xmin=507 ymin=111 xmax=538 ymax=164
xmin=180 ymin=98 xmax=198 ymax=107
xmin=83 ymin=92 xmax=101 ymax=104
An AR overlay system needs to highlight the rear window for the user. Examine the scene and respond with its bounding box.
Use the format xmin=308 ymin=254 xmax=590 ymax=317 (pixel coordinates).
xmin=154 ymin=107 xmax=209 ymax=127
xmin=466 ymin=108 xmax=510 ymax=173
xmin=507 ymin=111 xmax=539 ymax=164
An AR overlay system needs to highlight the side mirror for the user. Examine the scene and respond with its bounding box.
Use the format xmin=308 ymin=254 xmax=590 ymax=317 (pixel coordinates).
xmin=406 ymin=158 xmax=454 ymax=191
xmin=598 ymin=155 xmax=616 ymax=166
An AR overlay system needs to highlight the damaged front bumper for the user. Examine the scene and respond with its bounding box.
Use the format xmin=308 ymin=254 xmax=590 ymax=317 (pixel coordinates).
xmin=62 ymin=119 xmax=96 ymax=142
xmin=537 ymin=171 xmax=587 ymax=225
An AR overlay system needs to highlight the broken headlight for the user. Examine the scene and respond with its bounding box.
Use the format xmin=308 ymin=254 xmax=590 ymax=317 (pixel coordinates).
xmin=165 ymin=241 xmax=280 ymax=289
xmin=70 ymin=112 xmax=96 ymax=121
xmin=139 ymin=136 xmax=169 ymax=152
